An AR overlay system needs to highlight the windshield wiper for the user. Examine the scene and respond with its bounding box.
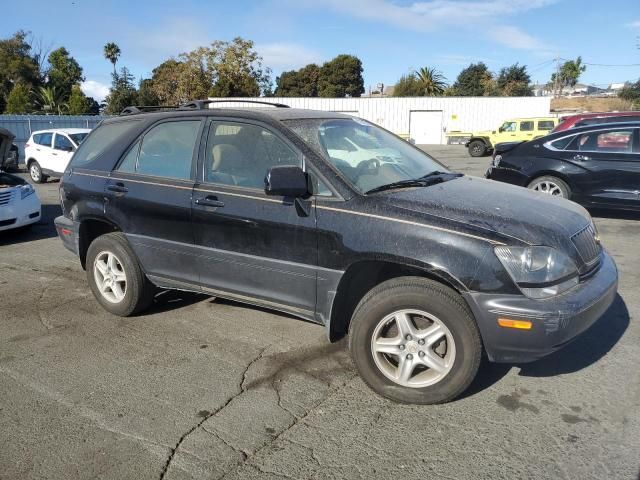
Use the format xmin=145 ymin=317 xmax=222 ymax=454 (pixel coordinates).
xmin=365 ymin=171 xmax=462 ymax=195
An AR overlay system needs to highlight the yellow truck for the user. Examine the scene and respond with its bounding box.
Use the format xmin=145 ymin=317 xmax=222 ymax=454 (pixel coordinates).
xmin=446 ymin=117 xmax=559 ymax=157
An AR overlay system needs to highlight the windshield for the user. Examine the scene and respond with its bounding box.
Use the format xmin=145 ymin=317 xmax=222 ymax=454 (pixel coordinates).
xmin=285 ymin=118 xmax=448 ymax=193
xmin=69 ymin=132 xmax=89 ymax=145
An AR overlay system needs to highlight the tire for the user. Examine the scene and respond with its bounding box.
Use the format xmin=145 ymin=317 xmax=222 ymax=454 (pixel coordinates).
xmin=527 ymin=175 xmax=571 ymax=199
xmin=468 ymin=140 xmax=487 ymax=157
xmin=86 ymin=232 xmax=155 ymax=316
xmin=29 ymin=161 xmax=48 ymax=183
xmin=348 ymin=277 xmax=482 ymax=404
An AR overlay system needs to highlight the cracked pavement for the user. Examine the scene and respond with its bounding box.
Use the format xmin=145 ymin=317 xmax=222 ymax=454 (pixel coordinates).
xmin=1 ymin=146 xmax=639 ymax=480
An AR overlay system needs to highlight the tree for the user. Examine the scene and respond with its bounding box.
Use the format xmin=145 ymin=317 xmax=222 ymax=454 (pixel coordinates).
xmin=0 ymin=31 xmax=42 ymax=112
xmin=452 ymin=62 xmax=492 ymax=96
xmin=392 ymin=73 xmax=425 ymax=97
xmin=207 ymin=37 xmax=272 ymax=97
xmin=317 ymin=54 xmax=364 ymax=97
xmin=619 ymin=79 xmax=640 ymax=104
xmin=36 ymin=85 xmax=67 ymax=114
xmin=415 ymin=67 xmax=447 ymax=96
xmin=275 ymin=64 xmax=321 ymax=97
xmin=496 ymin=63 xmax=532 ymax=96
xmin=67 ymin=84 xmax=93 ymax=114
xmin=550 ymin=56 xmax=586 ymax=94
xmin=137 ymin=78 xmax=160 ymax=106
xmin=103 ymin=42 xmax=121 ymax=77
xmin=5 ymin=83 xmax=33 ymax=113
xmin=47 ymin=47 xmax=84 ymax=101
xmin=151 ymin=58 xmax=209 ymax=105
xmin=104 ymin=67 xmax=138 ymax=114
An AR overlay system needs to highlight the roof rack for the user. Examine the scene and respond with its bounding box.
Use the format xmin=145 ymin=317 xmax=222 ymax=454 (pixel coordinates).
xmin=178 ymin=99 xmax=290 ymax=110
xmin=120 ymin=99 xmax=290 ymax=116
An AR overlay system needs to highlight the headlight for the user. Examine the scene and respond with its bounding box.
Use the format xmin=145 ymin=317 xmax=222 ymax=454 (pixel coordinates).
xmin=494 ymin=246 xmax=579 ymax=299
xmin=20 ymin=184 xmax=35 ymax=200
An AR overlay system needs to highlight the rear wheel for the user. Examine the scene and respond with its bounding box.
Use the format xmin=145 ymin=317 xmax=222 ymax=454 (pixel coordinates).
xmin=468 ymin=140 xmax=487 ymax=157
xmin=348 ymin=277 xmax=483 ymax=404
xmin=527 ymin=175 xmax=570 ymax=199
xmin=86 ymin=232 xmax=155 ymax=316
xmin=29 ymin=161 xmax=47 ymax=183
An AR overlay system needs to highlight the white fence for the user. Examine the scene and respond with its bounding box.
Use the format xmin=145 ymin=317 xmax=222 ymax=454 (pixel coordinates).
xmin=208 ymin=97 xmax=552 ymax=144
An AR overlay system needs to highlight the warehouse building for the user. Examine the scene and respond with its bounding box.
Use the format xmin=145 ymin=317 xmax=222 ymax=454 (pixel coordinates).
xmin=210 ymin=96 xmax=552 ymax=144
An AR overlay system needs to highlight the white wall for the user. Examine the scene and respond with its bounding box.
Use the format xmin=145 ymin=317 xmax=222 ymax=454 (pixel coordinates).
xmin=208 ymin=97 xmax=551 ymax=144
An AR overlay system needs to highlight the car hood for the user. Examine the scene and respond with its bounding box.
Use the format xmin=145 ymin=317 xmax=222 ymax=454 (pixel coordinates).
xmin=379 ymin=175 xmax=591 ymax=247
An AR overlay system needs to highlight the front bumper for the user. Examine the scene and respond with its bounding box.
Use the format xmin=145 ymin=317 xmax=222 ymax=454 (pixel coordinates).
xmin=54 ymin=215 xmax=80 ymax=255
xmin=0 ymin=194 xmax=41 ymax=231
xmin=463 ymin=250 xmax=618 ymax=363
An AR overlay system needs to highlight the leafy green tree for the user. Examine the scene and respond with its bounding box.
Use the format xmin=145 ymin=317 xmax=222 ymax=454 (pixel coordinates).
xmin=452 ymin=62 xmax=492 ymax=96
xmin=275 ymin=64 xmax=321 ymax=96
xmin=151 ymin=58 xmax=209 ymax=105
xmin=5 ymin=83 xmax=34 ymax=113
xmin=47 ymin=47 xmax=84 ymax=100
xmin=105 ymin=67 xmax=138 ymax=114
xmin=415 ymin=67 xmax=447 ymax=96
xmin=137 ymin=78 xmax=160 ymax=106
xmin=103 ymin=42 xmax=121 ymax=77
xmin=618 ymin=79 xmax=640 ymax=104
xmin=317 ymin=54 xmax=364 ymax=97
xmin=392 ymin=73 xmax=425 ymax=96
xmin=550 ymin=57 xmax=586 ymax=94
xmin=36 ymin=85 xmax=67 ymax=114
xmin=496 ymin=63 xmax=532 ymax=96
xmin=67 ymin=84 xmax=92 ymax=114
xmin=0 ymin=31 xmax=42 ymax=112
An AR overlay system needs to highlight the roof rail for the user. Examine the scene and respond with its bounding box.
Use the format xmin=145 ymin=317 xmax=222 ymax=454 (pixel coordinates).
xmin=178 ymin=99 xmax=290 ymax=110
xmin=120 ymin=105 xmax=178 ymax=116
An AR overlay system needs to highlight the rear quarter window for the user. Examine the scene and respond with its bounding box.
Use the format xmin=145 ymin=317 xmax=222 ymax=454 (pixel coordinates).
xmin=70 ymin=121 xmax=139 ymax=167
xmin=538 ymin=120 xmax=555 ymax=131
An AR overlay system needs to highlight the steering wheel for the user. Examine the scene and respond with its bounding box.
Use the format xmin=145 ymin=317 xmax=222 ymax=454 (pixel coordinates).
xmin=353 ymin=158 xmax=381 ymax=181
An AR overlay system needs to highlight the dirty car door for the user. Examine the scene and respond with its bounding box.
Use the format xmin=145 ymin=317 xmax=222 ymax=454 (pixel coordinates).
xmin=192 ymin=119 xmax=318 ymax=318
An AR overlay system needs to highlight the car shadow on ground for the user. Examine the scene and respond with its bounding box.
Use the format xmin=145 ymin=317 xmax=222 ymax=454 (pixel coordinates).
xmin=0 ymin=203 xmax=61 ymax=245
xmin=461 ymin=293 xmax=629 ymax=398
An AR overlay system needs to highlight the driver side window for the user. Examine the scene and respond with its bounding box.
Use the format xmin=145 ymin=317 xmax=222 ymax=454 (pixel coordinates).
xmin=54 ymin=134 xmax=74 ymax=151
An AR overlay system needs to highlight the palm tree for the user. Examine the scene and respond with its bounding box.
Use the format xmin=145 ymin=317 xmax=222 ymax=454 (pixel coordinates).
xmin=103 ymin=42 xmax=121 ymax=77
xmin=36 ymin=86 xmax=67 ymax=114
xmin=415 ymin=67 xmax=448 ymax=96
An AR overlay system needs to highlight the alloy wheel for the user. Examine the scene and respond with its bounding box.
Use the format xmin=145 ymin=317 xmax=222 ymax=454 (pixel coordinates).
xmin=93 ymin=251 xmax=127 ymax=303
xmin=30 ymin=164 xmax=40 ymax=182
xmin=531 ymin=180 xmax=563 ymax=196
xmin=370 ymin=309 xmax=456 ymax=388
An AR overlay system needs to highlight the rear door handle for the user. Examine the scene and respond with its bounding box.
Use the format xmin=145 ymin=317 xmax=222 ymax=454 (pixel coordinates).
xmin=195 ymin=195 xmax=225 ymax=208
xmin=106 ymin=183 xmax=128 ymax=193
xmin=573 ymin=154 xmax=590 ymax=161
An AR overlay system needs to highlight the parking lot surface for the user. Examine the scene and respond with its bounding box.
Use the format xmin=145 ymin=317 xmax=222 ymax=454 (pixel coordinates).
xmin=1 ymin=145 xmax=638 ymax=480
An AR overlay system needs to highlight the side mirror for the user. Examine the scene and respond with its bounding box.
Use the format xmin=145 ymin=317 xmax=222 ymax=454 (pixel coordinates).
xmin=498 ymin=127 xmax=504 ymax=133
xmin=264 ymin=165 xmax=310 ymax=198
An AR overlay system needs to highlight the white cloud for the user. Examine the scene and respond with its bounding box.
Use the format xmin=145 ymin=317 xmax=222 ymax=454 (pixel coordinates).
xmin=81 ymin=80 xmax=110 ymax=103
xmin=295 ymin=0 xmax=555 ymax=51
xmin=257 ymin=43 xmax=324 ymax=70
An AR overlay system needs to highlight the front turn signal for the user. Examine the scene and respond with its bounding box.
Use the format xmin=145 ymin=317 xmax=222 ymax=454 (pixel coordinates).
xmin=497 ymin=318 xmax=533 ymax=330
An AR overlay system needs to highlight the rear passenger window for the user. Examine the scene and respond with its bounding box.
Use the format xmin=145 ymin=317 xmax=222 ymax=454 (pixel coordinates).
xmin=568 ymin=129 xmax=634 ymax=153
xmin=117 ymin=121 xmax=201 ymax=179
xmin=205 ymin=121 xmax=300 ymax=189
xmin=520 ymin=121 xmax=534 ymax=131
xmin=538 ymin=121 xmax=555 ymax=131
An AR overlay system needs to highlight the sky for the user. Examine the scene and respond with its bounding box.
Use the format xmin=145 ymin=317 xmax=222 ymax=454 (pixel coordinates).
xmin=5 ymin=0 xmax=640 ymax=102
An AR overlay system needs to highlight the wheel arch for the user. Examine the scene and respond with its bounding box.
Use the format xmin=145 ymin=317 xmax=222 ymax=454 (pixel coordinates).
xmin=78 ymin=217 xmax=122 ymax=269
xmin=326 ymin=259 xmax=467 ymax=342
xmin=526 ymin=170 xmax=574 ymax=191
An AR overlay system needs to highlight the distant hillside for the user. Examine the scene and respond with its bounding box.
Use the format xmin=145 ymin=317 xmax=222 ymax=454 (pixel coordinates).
xmin=551 ymin=96 xmax=635 ymax=113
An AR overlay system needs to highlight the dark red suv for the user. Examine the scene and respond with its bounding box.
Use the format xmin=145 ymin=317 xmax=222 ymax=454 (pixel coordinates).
xmin=553 ymin=112 xmax=640 ymax=132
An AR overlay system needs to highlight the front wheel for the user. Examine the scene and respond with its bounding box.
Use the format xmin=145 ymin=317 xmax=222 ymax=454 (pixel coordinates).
xmin=29 ymin=161 xmax=47 ymax=183
xmin=349 ymin=277 xmax=482 ymax=404
xmin=468 ymin=140 xmax=487 ymax=157
xmin=86 ymin=232 xmax=155 ymax=316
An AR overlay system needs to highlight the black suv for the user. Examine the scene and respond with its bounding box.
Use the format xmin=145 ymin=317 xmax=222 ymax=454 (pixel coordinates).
xmin=55 ymin=101 xmax=618 ymax=404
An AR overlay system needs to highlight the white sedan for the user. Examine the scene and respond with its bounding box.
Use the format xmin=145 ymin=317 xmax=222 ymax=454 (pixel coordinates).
xmin=0 ymin=172 xmax=41 ymax=231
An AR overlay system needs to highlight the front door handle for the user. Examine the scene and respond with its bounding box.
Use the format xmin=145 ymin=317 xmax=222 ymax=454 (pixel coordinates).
xmin=195 ymin=195 xmax=225 ymax=208
xmin=106 ymin=183 xmax=128 ymax=193
xmin=52 ymin=152 xmax=58 ymax=156
xmin=573 ymin=154 xmax=590 ymax=161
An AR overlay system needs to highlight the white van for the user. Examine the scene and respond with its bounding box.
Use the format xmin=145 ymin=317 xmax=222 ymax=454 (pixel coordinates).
xmin=25 ymin=128 xmax=91 ymax=183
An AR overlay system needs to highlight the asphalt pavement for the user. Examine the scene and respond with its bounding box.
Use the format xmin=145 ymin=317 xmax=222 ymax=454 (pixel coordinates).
xmin=0 ymin=145 xmax=638 ymax=480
